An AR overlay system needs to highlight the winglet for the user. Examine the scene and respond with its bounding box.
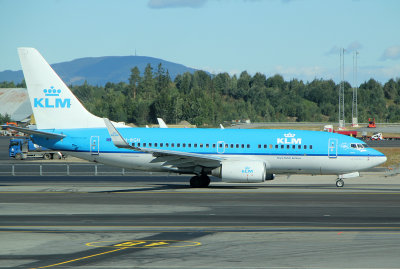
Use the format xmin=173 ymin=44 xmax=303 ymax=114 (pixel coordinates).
xmin=157 ymin=118 xmax=168 ymax=128
xmin=103 ymin=118 xmax=133 ymax=149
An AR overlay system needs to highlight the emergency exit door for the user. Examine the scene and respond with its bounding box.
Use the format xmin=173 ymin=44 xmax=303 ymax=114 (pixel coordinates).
xmin=90 ymin=136 xmax=99 ymax=155
xmin=328 ymin=138 xmax=338 ymax=158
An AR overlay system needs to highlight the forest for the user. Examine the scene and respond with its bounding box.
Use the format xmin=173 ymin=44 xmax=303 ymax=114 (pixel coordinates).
xmin=1 ymin=63 xmax=400 ymax=127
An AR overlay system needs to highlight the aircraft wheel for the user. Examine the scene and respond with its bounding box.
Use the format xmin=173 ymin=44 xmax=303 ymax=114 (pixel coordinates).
xmin=190 ymin=176 xmax=202 ymax=188
xmin=15 ymin=153 xmax=23 ymax=160
xmin=43 ymin=153 xmax=51 ymax=160
xmin=199 ymin=174 xmax=211 ymax=187
xmin=336 ymin=179 xmax=344 ymax=188
xmin=190 ymin=175 xmax=210 ymax=188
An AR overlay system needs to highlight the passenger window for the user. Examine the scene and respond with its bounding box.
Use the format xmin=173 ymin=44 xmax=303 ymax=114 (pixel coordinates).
xmin=247 ymin=144 xmax=250 ymax=148
xmin=225 ymin=144 xmax=228 ymax=148
xmin=298 ymin=145 xmax=301 ymax=149
xmin=286 ymin=145 xmax=290 ymax=149
xmin=200 ymin=144 xmax=203 ymax=148
xmin=132 ymin=143 xmax=135 ymax=147
xmin=160 ymin=143 xmax=163 ymax=147
xmin=138 ymin=143 xmax=141 ymax=147
xmin=304 ymin=145 xmax=307 ymax=149
xmin=171 ymin=143 xmax=174 ymax=147
xmin=292 ymin=145 xmax=295 ymax=149
xmin=194 ymin=144 xmax=198 ymax=148
xmin=213 ymin=144 xmax=216 ymax=148
xmin=183 ymin=143 xmax=186 ymax=147
xmin=264 ymin=144 xmax=267 ymax=149
xmin=275 ymin=145 xmax=278 ymax=149
xmin=310 ymin=145 xmax=313 ymax=149
xmin=230 ymin=144 xmax=234 ymax=148
xmin=166 ymin=143 xmax=169 ymax=147
xmin=258 ymin=144 xmax=261 ymax=149
xmin=242 ymin=144 xmax=245 ymax=148
xmin=143 ymin=143 xmax=146 ymax=147
xmin=149 ymin=143 xmax=152 ymax=147
xmin=188 ymin=143 xmax=191 ymax=148
xmin=206 ymin=144 xmax=209 ymax=148
xmin=281 ymin=145 xmax=284 ymax=149
xmin=270 ymin=144 xmax=273 ymax=149
xmin=236 ymin=144 xmax=239 ymax=148
xmin=155 ymin=143 xmax=158 ymax=147
xmin=177 ymin=143 xmax=180 ymax=147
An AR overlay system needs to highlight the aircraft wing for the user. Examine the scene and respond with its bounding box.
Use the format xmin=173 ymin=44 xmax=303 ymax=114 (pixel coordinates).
xmin=103 ymin=118 xmax=223 ymax=171
xmin=157 ymin=118 xmax=168 ymax=128
xmin=1 ymin=125 xmax=65 ymax=139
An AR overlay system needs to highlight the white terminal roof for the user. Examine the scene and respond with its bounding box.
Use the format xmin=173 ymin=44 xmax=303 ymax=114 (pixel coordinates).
xmin=0 ymin=88 xmax=32 ymax=121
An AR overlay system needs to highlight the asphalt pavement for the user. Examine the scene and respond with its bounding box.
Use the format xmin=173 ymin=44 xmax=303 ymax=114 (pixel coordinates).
xmin=1 ymin=174 xmax=400 ymax=269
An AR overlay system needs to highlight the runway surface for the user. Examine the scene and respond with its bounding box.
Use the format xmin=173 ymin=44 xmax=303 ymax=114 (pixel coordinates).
xmin=1 ymin=174 xmax=400 ymax=268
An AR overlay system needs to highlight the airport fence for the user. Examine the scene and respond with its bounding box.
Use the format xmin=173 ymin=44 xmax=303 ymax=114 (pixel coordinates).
xmin=0 ymin=163 xmax=161 ymax=176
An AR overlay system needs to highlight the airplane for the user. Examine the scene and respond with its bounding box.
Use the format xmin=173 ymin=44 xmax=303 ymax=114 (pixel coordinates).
xmin=4 ymin=47 xmax=387 ymax=188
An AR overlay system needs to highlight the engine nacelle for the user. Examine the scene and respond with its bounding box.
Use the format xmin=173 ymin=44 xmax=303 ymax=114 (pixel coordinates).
xmin=211 ymin=160 xmax=274 ymax=183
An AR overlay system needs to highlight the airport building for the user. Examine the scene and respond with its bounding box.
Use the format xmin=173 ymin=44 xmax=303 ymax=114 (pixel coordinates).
xmin=0 ymin=88 xmax=32 ymax=122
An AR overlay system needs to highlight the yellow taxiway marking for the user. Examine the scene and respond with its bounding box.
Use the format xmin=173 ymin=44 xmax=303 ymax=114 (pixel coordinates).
xmin=87 ymin=240 xmax=201 ymax=248
xmin=29 ymin=240 xmax=201 ymax=269
xmin=29 ymin=247 xmax=128 ymax=269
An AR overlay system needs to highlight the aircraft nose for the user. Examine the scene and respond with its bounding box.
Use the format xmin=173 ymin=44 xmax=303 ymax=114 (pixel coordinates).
xmin=381 ymin=155 xmax=387 ymax=164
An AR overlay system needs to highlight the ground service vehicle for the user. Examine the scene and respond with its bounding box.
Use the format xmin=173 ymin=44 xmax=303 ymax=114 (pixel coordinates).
xmin=9 ymin=137 xmax=64 ymax=160
xmin=368 ymin=118 xmax=376 ymax=128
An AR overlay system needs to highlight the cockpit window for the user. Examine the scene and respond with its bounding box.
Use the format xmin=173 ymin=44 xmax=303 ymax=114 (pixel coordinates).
xmin=351 ymin=144 xmax=357 ymax=148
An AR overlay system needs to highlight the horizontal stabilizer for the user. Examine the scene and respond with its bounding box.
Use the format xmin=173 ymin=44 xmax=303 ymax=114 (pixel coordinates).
xmin=1 ymin=125 xmax=65 ymax=139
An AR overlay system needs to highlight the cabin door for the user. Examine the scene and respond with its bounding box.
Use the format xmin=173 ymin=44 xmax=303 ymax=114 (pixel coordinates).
xmin=90 ymin=136 xmax=100 ymax=155
xmin=328 ymin=138 xmax=338 ymax=158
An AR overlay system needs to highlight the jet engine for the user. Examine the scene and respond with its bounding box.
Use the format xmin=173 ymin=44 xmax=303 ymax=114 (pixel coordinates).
xmin=211 ymin=160 xmax=274 ymax=183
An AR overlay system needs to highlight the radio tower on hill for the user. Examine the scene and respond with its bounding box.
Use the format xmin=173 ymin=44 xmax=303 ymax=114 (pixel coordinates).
xmin=351 ymin=51 xmax=359 ymax=127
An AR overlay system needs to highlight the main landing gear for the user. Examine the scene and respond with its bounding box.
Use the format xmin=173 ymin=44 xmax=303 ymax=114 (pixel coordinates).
xmin=190 ymin=174 xmax=211 ymax=188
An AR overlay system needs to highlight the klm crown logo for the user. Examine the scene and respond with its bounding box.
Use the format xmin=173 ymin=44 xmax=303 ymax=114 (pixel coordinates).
xmin=34 ymin=86 xmax=71 ymax=109
xmin=44 ymin=86 xmax=61 ymax=96
xmin=284 ymin=133 xmax=295 ymax=138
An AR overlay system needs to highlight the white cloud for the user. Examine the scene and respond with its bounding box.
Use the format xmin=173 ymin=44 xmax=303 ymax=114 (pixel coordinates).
xmin=148 ymin=0 xmax=207 ymax=9
xmin=346 ymin=41 xmax=362 ymax=52
xmin=325 ymin=45 xmax=341 ymax=56
xmin=380 ymin=45 xmax=400 ymax=61
xmin=325 ymin=41 xmax=362 ymax=56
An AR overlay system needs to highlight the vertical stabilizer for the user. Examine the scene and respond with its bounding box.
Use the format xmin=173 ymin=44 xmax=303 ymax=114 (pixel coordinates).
xmin=18 ymin=48 xmax=105 ymax=129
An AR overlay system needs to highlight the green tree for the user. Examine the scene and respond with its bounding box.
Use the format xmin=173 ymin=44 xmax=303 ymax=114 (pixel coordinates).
xmin=129 ymin=66 xmax=141 ymax=99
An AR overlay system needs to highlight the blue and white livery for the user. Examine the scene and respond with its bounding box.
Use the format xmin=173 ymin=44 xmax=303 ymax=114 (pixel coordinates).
xmin=10 ymin=48 xmax=387 ymax=188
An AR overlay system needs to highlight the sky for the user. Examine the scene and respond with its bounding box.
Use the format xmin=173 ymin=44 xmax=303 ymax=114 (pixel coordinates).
xmin=1 ymin=0 xmax=400 ymax=85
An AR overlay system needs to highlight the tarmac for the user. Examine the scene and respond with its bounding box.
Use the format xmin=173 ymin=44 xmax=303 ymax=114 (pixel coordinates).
xmin=1 ymin=135 xmax=400 ymax=268
xmin=1 ymin=173 xmax=400 ymax=269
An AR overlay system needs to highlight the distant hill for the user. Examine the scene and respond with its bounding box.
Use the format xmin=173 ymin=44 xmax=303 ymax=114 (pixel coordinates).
xmin=0 ymin=55 xmax=198 ymax=86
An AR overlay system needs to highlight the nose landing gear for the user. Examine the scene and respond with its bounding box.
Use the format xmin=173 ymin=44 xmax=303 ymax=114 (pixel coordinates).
xmin=336 ymin=179 xmax=344 ymax=188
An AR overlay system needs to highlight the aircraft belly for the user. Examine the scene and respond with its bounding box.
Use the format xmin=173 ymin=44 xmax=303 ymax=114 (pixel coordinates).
xmin=68 ymin=152 xmax=166 ymax=172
